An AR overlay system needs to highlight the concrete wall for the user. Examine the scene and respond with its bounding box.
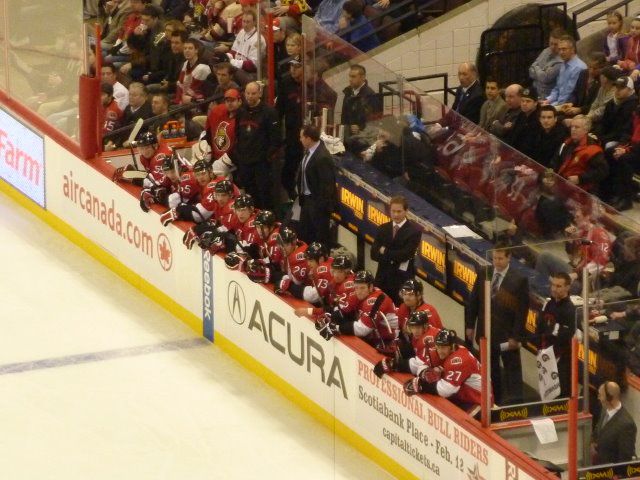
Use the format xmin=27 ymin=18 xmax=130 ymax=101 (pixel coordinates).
xmin=367 ymin=0 xmax=640 ymax=92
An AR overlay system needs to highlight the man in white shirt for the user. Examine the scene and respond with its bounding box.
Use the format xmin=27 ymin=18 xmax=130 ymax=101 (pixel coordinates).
xmin=101 ymin=63 xmax=129 ymax=111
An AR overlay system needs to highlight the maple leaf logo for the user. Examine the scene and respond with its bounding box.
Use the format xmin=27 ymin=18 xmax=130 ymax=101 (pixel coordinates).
xmin=157 ymin=233 xmax=173 ymax=271
xmin=467 ymin=464 xmax=486 ymax=480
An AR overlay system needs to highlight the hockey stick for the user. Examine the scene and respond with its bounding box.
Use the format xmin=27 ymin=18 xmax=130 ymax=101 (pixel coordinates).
xmin=127 ymin=118 xmax=144 ymax=170
xmin=120 ymin=170 xmax=148 ymax=180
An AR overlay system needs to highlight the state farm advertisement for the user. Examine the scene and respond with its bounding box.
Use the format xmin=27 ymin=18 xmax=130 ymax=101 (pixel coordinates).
xmin=0 ymin=107 xmax=45 ymax=207
xmin=213 ymin=259 xmax=541 ymax=480
xmin=44 ymin=137 xmax=202 ymax=323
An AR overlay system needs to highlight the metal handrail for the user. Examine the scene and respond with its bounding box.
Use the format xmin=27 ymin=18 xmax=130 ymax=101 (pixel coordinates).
xmin=572 ymin=0 xmax=633 ymax=30
xmin=378 ymin=73 xmax=455 ymax=106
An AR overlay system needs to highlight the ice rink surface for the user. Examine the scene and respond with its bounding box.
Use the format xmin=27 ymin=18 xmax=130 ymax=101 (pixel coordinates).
xmin=0 ymin=191 xmax=394 ymax=480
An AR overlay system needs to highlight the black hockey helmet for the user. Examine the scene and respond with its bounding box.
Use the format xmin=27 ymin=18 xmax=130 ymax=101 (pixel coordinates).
xmin=193 ymin=159 xmax=209 ymax=173
xmin=233 ymin=194 xmax=254 ymax=210
xmin=331 ymin=254 xmax=353 ymax=270
xmin=214 ymin=179 xmax=233 ymax=195
xmin=354 ymin=270 xmax=374 ymax=285
xmin=135 ymin=131 xmax=157 ymax=147
xmin=400 ymin=279 xmax=423 ymax=296
xmin=278 ymin=227 xmax=297 ymax=245
xmin=254 ymin=210 xmax=276 ymax=228
xmin=435 ymin=329 xmax=457 ymax=346
xmin=406 ymin=311 xmax=429 ymax=328
xmin=305 ymin=242 xmax=328 ymax=261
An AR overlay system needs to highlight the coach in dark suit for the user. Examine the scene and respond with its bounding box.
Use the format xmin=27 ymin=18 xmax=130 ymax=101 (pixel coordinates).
xmin=371 ymin=196 xmax=421 ymax=305
xmin=296 ymin=124 xmax=337 ymax=247
xmin=465 ymin=242 xmax=529 ymax=405
xmin=451 ymin=62 xmax=485 ymax=124
xmin=591 ymin=381 xmax=637 ymax=465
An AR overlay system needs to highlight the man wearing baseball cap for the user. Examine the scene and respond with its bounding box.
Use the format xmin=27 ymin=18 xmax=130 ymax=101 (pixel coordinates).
xmin=204 ymin=88 xmax=243 ymax=162
xmin=600 ymin=76 xmax=638 ymax=209
xmin=507 ymin=86 xmax=542 ymax=158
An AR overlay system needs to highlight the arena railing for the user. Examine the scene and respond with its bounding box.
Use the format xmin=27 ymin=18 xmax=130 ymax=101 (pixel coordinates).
xmin=572 ymin=0 xmax=635 ymax=32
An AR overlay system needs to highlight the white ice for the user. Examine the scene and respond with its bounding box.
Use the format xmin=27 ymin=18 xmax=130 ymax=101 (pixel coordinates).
xmin=0 ymin=191 xmax=395 ymax=480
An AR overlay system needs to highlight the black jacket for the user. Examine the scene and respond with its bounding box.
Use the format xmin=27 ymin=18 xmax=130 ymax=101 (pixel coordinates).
xmin=533 ymin=123 xmax=569 ymax=167
xmin=509 ymin=108 xmax=543 ymax=159
xmin=592 ymin=406 xmax=637 ymax=464
xmin=233 ymin=101 xmax=281 ymax=165
xmin=340 ymin=81 xmax=382 ymax=131
xmin=465 ymin=266 xmax=530 ymax=345
xmin=598 ymin=94 xmax=638 ymax=145
xmin=452 ymin=80 xmax=484 ymax=124
xmin=296 ymin=141 xmax=337 ymax=210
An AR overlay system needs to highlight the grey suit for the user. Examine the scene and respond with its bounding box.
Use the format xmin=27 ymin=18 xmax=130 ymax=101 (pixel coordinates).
xmin=592 ymin=406 xmax=637 ymax=465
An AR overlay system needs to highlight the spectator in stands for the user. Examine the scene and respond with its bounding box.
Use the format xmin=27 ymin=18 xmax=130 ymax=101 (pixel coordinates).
xmin=489 ymin=83 xmax=522 ymax=139
xmin=271 ymin=0 xmax=309 ymax=32
xmin=337 ymin=0 xmax=380 ymax=53
xmin=604 ymin=11 xmax=628 ymax=64
xmin=599 ymin=76 xmax=638 ymax=208
xmin=534 ymin=169 xmax=572 ymax=238
xmin=211 ymin=63 xmax=240 ymax=103
xmin=585 ymin=66 xmax=618 ymax=128
xmin=162 ymin=0 xmax=190 ymax=20
xmin=533 ymin=105 xmax=568 ymax=167
xmin=591 ymin=381 xmax=637 ymax=465
xmin=545 ymin=35 xmax=586 ymax=107
xmin=104 ymin=0 xmax=148 ymax=65
xmin=296 ymin=124 xmax=338 ymax=248
xmin=119 ymin=4 xmax=164 ymax=78
xmin=139 ymin=19 xmax=185 ymax=89
xmin=617 ymin=16 xmax=640 ymax=80
xmin=101 ymin=63 xmax=129 ymax=111
xmin=536 ymin=206 xmax=614 ymax=285
xmin=551 ymin=115 xmax=607 ymax=195
xmin=149 ymin=93 xmax=171 ymax=135
xmin=222 ymin=9 xmax=265 ymax=84
xmin=101 ymin=82 xmax=123 ymax=137
xmin=175 ymin=38 xmax=211 ymax=105
xmin=507 ymin=86 xmax=541 ymax=159
xmin=122 ymin=82 xmax=153 ymax=130
xmin=451 ymin=62 xmax=484 ymax=125
xmin=278 ymin=32 xmax=302 ymax=82
xmin=147 ymin=29 xmax=186 ymax=95
xmin=100 ymin=0 xmax=131 ymax=50
xmin=371 ymin=195 xmax=421 ymax=305
xmin=314 ymin=0 xmax=347 ymax=34
xmin=612 ymin=100 xmax=640 ymax=209
xmin=528 ymin=28 xmax=564 ymax=100
xmin=534 ymin=271 xmax=576 ymax=398
xmin=232 ymin=82 xmax=281 ymax=209
xmin=341 ymin=64 xmax=382 ymax=146
xmin=465 ymin=241 xmax=529 ymax=405
xmin=478 ymin=78 xmax=507 ymax=131
xmin=558 ymin=53 xmax=607 ymax=124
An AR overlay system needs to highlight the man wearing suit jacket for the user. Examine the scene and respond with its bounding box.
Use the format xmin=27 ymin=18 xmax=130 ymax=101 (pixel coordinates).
xmin=465 ymin=242 xmax=529 ymax=405
xmin=451 ymin=63 xmax=485 ymax=124
xmin=296 ymin=124 xmax=337 ymax=248
xmin=371 ymin=196 xmax=421 ymax=305
xmin=591 ymin=381 xmax=637 ymax=465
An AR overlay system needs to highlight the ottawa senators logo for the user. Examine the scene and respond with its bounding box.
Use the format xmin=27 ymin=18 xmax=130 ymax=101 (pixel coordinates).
xmin=214 ymin=121 xmax=231 ymax=152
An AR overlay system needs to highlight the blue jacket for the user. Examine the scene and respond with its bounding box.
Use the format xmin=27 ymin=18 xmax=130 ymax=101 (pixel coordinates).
xmin=340 ymin=15 xmax=380 ymax=52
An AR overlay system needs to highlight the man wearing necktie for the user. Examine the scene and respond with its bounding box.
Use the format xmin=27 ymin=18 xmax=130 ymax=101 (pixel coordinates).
xmin=464 ymin=242 xmax=529 ymax=405
xmin=371 ymin=196 xmax=421 ymax=305
xmin=590 ymin=381 xmax=637 ymax=465
xmin=295 ymin=124 xmax=337 ymax=247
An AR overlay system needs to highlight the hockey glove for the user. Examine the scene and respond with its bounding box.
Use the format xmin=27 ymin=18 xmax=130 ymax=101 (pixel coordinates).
xmin=160 ymin=208 xmax=178 ymax=227
xmin=140 ymin=189 xmax=154 ymax=213
xmin=373 ymin=357 xmax=396 ymax=378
